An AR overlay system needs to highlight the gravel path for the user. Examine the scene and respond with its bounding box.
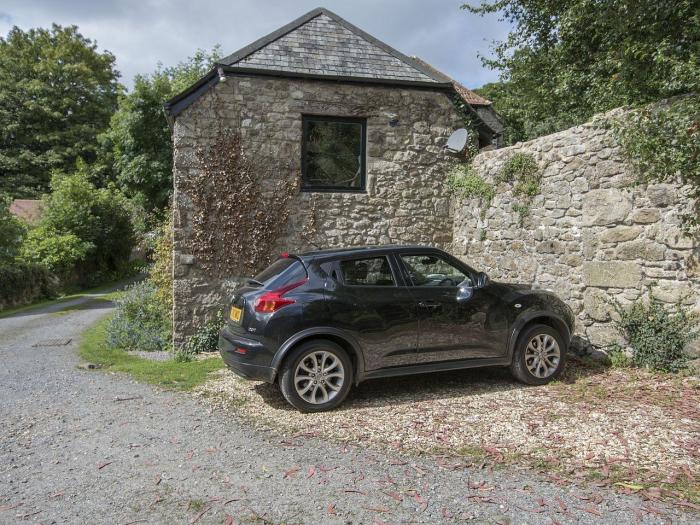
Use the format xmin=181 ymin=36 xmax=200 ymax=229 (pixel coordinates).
xmin=0 ymin=293 xmax=696 ymax=524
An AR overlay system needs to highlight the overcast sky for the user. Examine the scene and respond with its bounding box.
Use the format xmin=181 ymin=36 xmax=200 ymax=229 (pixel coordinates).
xmin=0 ymin=0 xmax=511 ymax=90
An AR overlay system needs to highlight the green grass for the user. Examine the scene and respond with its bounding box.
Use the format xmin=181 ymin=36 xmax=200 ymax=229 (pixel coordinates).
xmin=79 ymin=315 xmax=225 ymax=391
xmin=0 ymin=279 xmax=130 ymax=318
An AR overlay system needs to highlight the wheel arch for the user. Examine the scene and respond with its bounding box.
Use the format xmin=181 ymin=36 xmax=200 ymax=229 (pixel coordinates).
xmin=271 ymin=328 xmax=366 ymax=385
xmin=508 ymin=311 xmax=571 ymax=358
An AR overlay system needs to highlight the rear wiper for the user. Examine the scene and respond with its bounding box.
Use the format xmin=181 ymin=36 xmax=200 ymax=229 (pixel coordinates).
xmin=246 ymin=278 xmax=264 ymax=287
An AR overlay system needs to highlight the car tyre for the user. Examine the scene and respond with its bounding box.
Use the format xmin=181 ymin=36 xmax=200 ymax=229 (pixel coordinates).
xmin=510 ymin=324 xmax=566 ymax=385
xmin=279 ymin=339 xmax=353 ymax=412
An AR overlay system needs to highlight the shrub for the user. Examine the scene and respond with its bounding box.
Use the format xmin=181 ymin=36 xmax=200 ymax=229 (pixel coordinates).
xmin=607 ymin=346 xmax=632 ymax=369
xmin=174 ymin=311 xmax=225 ymax=362
xmin=148 ymin=212 xmax=172 ymax=311
xmin=448 ymin=165 xmax=495 ymax=205
xmin=497 ymin=152 xmax=539 ymax=184
xmin=106 ymin=282 xmax=171 ymax=352
xmin=0 ymin=262 xmax=56 ymax=309
xmin=182 ymin=311 xmax=224 ymax=355
xmin=34 ymin=163 xmax=135 ymax=281
xmin=20 ymin=226 xmax=91 ymax=278
xmin=612 ymin=292 xmax=700 ymax=372
xmin=513 ymin=173 xmax=542 ymax=198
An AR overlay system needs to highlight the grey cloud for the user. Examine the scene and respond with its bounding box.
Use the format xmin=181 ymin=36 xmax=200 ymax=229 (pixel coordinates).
xmin=0 ymin=0 xmax=510 ymax=89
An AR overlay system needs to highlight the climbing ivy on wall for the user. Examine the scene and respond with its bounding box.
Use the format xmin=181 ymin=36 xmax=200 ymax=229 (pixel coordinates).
xmin=449 ymin=95 xmax=481 ymax=161
xmin=614 ymin=95 xmax=700 ymax=232
xmin=448 ymin=164 xmax=495 ymax=213
xmin=498 ymin=152 xmax=542 ymax=223
xmin=181 ymin=129 xmax=300 ymax=277
xmin=449 ymin=152 xmax=543 ymax=226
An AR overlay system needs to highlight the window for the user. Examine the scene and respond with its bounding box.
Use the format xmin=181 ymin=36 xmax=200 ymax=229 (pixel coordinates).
xmin=340 ymin=257 xmax=395 ymax=286
xmin=400 ymin=254 xmax=470 ymax=287
xmin=302 ymin=116 xmax=366 ymax=191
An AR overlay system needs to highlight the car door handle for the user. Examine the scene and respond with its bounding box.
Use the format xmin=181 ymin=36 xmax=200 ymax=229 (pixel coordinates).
xmin=418 ymin=301 xmax=441 ymax=309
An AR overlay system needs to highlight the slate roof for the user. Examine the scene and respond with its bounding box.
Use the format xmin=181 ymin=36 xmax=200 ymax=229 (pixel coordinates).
xmin=164 ymin=6 xmax=504 ymax=143
xmin=220 ymin=8 xmax=450 ymax=85
xmin=411 ymin=57 xmax=492 ymax=106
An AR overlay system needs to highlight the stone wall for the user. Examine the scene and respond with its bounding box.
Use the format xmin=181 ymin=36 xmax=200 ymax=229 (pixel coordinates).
xmin=452 ymin=109 xmax=699 ymax=350
xmin=172 ymin=75 xmax=463 ymax=344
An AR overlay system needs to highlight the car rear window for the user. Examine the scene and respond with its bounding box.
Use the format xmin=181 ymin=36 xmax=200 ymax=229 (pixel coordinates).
xmin=340 ymin=257 xmax=395 ymax=286
xmin=254 ymin=258 xmax=307 ymax=288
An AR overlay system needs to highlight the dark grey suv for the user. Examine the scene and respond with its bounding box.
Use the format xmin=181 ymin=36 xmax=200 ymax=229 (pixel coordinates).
xmin=219 ymin=246 xmax=575 ymax=412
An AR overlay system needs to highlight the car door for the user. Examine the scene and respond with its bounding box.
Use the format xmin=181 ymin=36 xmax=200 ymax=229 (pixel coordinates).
xmin=324 ymin=254 xmax=419 ymax=371
xmin=397 ymin=252 xmax=505 ymax=363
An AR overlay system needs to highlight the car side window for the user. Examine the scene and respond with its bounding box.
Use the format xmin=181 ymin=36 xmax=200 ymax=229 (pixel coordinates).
xmin=340 ymin=257 xmax=395 ymax=286
xmin=400 ymin=254 xmax=470 ymax=287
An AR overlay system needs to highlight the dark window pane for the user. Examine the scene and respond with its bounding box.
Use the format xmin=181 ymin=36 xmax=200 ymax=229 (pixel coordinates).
xmin=340 ymin=257 xmax=395 ymax=286
xmin=302 ymin=117 xmax=365 ymax=190
xmin=400 ymin=255 xmax=470 ymax=287
xmin=254 ymin=259 xmax=306 ymax=288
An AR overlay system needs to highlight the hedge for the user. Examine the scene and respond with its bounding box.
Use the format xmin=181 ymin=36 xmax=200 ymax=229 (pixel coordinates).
xmin=0 ymin=263 xmax=57 ymax=311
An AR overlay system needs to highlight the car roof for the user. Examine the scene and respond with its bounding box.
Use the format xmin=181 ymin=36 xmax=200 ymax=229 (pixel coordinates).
xmin=297 ymin=244 xmax=445 ymax=261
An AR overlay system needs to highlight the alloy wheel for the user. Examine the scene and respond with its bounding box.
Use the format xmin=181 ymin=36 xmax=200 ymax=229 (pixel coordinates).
xmin=293 ymin=350 xmax=345 ymax=404
xmin=524 ymin=333 xmax=561 ymax=378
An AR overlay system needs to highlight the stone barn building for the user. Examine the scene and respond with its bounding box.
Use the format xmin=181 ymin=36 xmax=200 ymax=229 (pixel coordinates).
xmin=165 ymin=7 xmax=698 ymax=354
xmin=165 ymin=7 xmax=504 ymax=345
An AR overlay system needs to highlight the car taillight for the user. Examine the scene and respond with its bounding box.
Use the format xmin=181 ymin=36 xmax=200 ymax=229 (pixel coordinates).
xmin=254 ymin=278 xmax=308 ymax=313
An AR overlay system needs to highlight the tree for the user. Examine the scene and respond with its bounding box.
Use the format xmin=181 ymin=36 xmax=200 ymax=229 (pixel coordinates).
xmin=22 ymin=161 xmax=134 ymax=281
xmin=0 ymin=25 xmax=120 ymax=197
xmin=0 ymin=193 xmax=26 ymax=263
xmin=466 ymin=0 xmax=700 ymax=142
xmin=99 ymin=47 xmax=221 ymax=212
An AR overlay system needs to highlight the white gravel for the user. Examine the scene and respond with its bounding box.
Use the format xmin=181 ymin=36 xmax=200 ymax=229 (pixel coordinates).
xmin=1 ymin=292 xmax=697 ymax=524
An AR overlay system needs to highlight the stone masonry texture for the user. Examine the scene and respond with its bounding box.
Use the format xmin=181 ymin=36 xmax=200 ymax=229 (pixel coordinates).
xmin=172 ymin=76 xmax=463 ymax=345
xmin=452 ymin=109 xmax=699 ymax=350
xmin=173 ymin=83 xmax=698 ymax=351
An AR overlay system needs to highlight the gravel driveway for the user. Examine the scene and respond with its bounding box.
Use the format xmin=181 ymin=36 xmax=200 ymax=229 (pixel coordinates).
xmin=0 ymin=292 xmax=696 ymax=524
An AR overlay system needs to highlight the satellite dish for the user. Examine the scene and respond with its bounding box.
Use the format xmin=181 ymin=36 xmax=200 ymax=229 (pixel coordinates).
xmin=445 ymin=128 xmax=469 ymax=153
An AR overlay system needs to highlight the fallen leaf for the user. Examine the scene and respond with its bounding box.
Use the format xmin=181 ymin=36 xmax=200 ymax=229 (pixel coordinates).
xmin=641 ymin=505 xmax=665 ymax=517
xmin=573 ymin=506 xmax=602 ymax=517
xmin=614 ymin=482 xmax=643 ymax=491
xmin=283 ymin=467 xmax=299 ymax=479
xmin=224 ymin=514 xmax=234 ymax=525
xmin=189 ymin=505 xmax=211 ymax=524
xmin=327 ymin=503 xmax=336 ymax=515
xmin=383 ymin=491 xmax=403 ymax=502
xmin=674 ymin=500 xmax=700 ymax=511
xmin=413 ymin=493 xmax=428 ymax=512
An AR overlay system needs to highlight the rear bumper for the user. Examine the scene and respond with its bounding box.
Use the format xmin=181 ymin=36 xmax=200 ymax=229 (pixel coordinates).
xmin=218 ymin=327 xmax=276 ymax=383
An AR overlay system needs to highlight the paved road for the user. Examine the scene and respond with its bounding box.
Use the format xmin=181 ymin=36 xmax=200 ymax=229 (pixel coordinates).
xmin=0 ymin=293 xmax=694 ymax=524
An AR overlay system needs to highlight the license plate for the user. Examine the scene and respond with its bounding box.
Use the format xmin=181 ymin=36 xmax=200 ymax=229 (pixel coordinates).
xmin=230 ymin=306 xmax=243 ymax=323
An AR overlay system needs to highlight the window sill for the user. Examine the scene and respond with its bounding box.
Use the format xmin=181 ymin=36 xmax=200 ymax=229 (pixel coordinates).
xmin=300 ymin=187 xmax=367 ymax=194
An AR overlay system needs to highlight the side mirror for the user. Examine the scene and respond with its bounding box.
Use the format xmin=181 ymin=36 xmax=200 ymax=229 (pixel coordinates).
xmin=456 ymin=280 xmax=474 ymax=302
xmin=475 ymin=272 xmax=489 ymax=289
